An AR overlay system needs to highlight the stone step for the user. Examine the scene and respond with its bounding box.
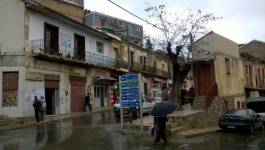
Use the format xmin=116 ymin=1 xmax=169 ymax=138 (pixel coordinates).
xmin=170 ymin=126 xmax=185 ymax=134
xmin=0 ymin=115 xmax=11 ymax=121
xmin=167 ymin=123 xmax=181 ymax=128
xmin=0 ymin=119 xmax=18 ymax=126
xmin=167 ymin=110 xmax=208 ymax=128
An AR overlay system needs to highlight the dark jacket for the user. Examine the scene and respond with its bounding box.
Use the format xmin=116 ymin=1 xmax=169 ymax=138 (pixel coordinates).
xmin=85 ymin=95 xmax=91 ymax=105
xmin=154 ymin=116 xmax=168 ymax=130
xmin=33 ymin=99 xmax=42 ymax=111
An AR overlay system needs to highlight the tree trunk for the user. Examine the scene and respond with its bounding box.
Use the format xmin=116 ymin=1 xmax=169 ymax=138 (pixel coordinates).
xmin=170 ymin=61 xmax=191 ymax=109
xmin=170 ymin=63 xmax=182 ymax=104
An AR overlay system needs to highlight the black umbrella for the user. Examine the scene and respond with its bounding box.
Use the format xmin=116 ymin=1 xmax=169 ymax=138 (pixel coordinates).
xmin=151 ymin=101 xmax=177 ymax=117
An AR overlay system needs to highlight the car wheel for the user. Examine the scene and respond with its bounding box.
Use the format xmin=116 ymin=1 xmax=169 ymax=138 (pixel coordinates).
xmin=249 ymin=125 xmax=254 ymax=133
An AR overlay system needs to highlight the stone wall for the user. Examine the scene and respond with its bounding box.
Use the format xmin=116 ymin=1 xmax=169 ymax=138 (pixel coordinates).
xmin=168 ymin=111 xmax=208 ymax=128
xmin=192 ymin=96 xmax=206 ymax=109
xmin=192 ymin=96 xmax=235 ymax=126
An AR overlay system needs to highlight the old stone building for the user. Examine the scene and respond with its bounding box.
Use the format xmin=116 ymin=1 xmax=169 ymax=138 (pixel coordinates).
xmin=83 ymin=11 xmax=171 ymax=100
xmin=0 ymin=0 xmax=121 ymax=117
xmin=33 ymin=0 xmax=84 ymax=22
xmin=240 ymin=40 xmax=265 ymax=98
xmin=192 ymin=31 xmax=245 ymax=119
xmin=0 ymin=0 xmax=171 ymax=118
xmin=84 ymin=11 xmax=144 ymax=46
xmin=128 ymin=43 xmax=170 ymax=98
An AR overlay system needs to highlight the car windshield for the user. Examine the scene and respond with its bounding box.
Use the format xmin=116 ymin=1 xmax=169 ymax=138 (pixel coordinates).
xmin=226 ymin=109 xmax=247 ymax=116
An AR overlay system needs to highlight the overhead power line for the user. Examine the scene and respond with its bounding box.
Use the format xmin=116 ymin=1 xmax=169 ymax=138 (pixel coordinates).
xmin=106 ymin=0 xmax=165 ymax=31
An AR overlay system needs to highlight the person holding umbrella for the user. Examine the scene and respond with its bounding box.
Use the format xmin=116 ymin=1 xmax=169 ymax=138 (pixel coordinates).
xmin=153 ymin=116 xmax=168 ymax=144
xmin=152 ymin=101 xmax=177 ymax=145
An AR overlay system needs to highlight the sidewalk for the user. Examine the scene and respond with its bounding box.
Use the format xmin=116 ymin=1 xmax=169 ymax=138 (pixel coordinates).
xmin=0 ymin=107 xmax=112 ymax=132
xmin=178 ymin=127 xmax=221 ymax=138
xmin=122 ymin=104 xmax=217 ymax=137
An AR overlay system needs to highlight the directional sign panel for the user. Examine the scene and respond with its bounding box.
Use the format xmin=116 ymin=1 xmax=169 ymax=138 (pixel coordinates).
xmin=119 ymin=74 xmax=140 ymax=107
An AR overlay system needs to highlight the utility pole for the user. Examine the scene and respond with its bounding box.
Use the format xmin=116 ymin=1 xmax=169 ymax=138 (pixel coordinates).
xmin=126 ymin=24 xmax=133 ymax=124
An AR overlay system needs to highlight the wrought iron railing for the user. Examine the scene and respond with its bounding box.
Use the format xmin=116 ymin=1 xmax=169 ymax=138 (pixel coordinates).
xmin=131 ymin=62 xmax=169 ymax=77
xmin=116 ymin=60 xmax=128 ymax=69
xmin=156 ymin=69 xmax=170 ymax=78
xmin=86 ymin=51 xmax=116 ymax=68
xmin=31 ymin=39 xmax=118 ymax=69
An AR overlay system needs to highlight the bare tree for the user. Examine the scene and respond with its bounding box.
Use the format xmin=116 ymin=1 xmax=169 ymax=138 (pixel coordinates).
xmin=145 ymin=5 xmax=219 ymax=106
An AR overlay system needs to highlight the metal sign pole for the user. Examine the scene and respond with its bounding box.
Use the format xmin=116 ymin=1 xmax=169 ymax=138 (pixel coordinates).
xmin=119 ymin=76 xmax=124 ymax=129
xmin=138 ymin=73 xmax=143 ymax=135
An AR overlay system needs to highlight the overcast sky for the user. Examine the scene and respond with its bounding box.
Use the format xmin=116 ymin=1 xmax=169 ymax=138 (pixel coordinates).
xmin=84 ymin=0 xmax=265 ymax=44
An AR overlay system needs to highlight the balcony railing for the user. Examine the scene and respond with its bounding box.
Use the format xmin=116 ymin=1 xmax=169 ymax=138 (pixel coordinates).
xmin=116 ymin=60 xmax=128 ymax=69
xmin=131 ymin=62 xmax=169 ymax=78
xmin=86 ymin=51 xmax=116 ymax=68
xmin=31 ymin=39 xmax=117 ymax=69
xmin=157 ymin=69 xmax=170 ymax=78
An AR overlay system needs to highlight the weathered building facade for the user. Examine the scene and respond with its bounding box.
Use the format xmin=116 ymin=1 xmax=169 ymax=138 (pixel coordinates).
xmin=240 ymin=40 xmax=265 ymax=98
xmin=84 ymin=11 xmax=171 ymax=100
xmin=33 ymin=0 xmax=84 ymax=22
xmin=128 ymin=44 xmax=170 ymax=98
xmin=0 ymin=0 xmax=171 ymax=118
xmin=192 ymin=32 xmax=245 ymax=115
xmin=84 ymin=11 xmax=144 ymax=46
xmin=0 ymin=0 xmax=121 ymax=117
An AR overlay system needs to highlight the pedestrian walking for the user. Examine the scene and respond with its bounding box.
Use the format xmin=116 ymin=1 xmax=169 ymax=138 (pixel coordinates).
xmin=85 ymin=92 xmax=92 ymax=112
xmin=186 ymin=87 xmax=195 ymax=106
xmin=153 ymin=116 xmax=168 ymax=144
xmin=181 ymin=88 xmax=187 ymax=105
xmin=161 ymin=85 xmax=169 ymax=101
xmin=33 ymin=96 xmax=42 ymax=123
xmin=40 ymin=96 xmax=45 ymax=121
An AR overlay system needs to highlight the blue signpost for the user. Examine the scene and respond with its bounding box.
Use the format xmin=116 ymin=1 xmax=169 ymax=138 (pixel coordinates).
xmin=119 ymin=73 xmax=143 ymax=133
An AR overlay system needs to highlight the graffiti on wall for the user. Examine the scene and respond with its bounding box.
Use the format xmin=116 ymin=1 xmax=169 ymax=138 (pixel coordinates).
xmin=61 ymin=32 xmax=72 ymax=47
xmin=26 ymin=88 xmax=44 ymax=103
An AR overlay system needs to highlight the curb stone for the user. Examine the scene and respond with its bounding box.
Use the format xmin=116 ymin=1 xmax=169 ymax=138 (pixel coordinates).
xmin=178 ymin=127 xmax=221 ymax=138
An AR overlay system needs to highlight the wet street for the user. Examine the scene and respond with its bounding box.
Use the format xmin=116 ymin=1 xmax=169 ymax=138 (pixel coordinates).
xmin=0 ymin=110 xmax=264 ymax=150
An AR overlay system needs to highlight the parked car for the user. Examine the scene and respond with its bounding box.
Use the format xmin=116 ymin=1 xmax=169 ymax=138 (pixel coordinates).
xmin=113 ymin=98 xmax=155 ymax=119
xmin=256 ymin=113 xmax=265 ymax=125
xmin=246 ymin=97 xmax=265 ymax=126
xmin=219 ymin=109 xmax=264 ymax=133
xmin=152 ymin=90 xmax=162 ymax=103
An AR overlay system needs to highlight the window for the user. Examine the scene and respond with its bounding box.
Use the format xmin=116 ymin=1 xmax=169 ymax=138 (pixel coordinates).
xmin=140 ymin=56 xmax=143 ymax=64
xmin=245 ymin=65 xmax=248 ymax=75
xmin=96 ymin=41 xmax=104 ymax=53
xmin=144 ymin=83 xmax=148 ymax=96
xmin=249 ymin=66 xmax=252 ymax=86
xmin=257 ymin=69 xmax=261 ymax=86
xmin=225 ymin=58 xmax=231 ymax=75
xmin=130 ymin=51 xmax=134 ymax=67
xmin=44 ymin=23 xmax=59 ymax=54
xmin=263 ymin=68 xmax=265 ymax=78
xmin=2 ymin=72 xmax=19 ymax=107
xmin=74 ymin=34 xmax=85 ymax=60
xmin=143 ymin=57 xmax=146 ymax=68
xmin=162 ymin=63 xmax=165 ymax=69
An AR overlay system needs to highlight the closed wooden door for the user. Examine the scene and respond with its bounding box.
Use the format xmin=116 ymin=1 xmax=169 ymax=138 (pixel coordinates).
xmin=70 ymin=78 xmax=86 ymax=112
